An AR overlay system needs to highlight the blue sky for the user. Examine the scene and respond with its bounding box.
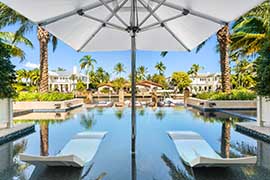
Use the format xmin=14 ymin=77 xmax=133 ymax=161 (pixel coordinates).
xmin=7 ymin=25 xmax=220 ymax=79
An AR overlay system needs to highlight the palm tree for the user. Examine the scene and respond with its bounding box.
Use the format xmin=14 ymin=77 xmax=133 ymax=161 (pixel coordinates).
xmin=16 ymin=69 xmax=29 ymax=84
xmin=0 ymin=32 xmax=33 ymax=60
xmin=137 ymin=66 xmax=148 ymax=80
xmin=217 ymin=24 xmax=231 ymax=93
xmin=80 ymin=55 xmax=97 ymax=89
xmin=96 ymin=67 xmax=110 ymax=83
xmin=161 ymin=25 xmax=232 ymax=93
xmin=230 ymin=1 xmax=269 ymax=57
xmin=80 ymin=55 xmax=97 ymax=72
xmin=0 ymin=3 xmax=57 ymax=93
xmin=155 ymin=61 xmax=166 ymax=75
xmin=187 ymin=64 xmax=204 ymax=77
xmin=231 ymin=59 xmax=256 ymax=89
xmin=29 ymin=68 xmax=40 ymax=87
xmin=114 ymin=63 xmax=126 ymax=77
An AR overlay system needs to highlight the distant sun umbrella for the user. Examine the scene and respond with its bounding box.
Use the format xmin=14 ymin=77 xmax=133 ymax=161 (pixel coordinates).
xmin=2 ymin=0 xmax=264 ymax=178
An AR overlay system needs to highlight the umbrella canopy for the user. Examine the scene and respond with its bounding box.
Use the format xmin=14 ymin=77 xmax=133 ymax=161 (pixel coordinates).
xmin=1 ymin=0 xmax=264 ymax=52
xmin=1 ymin=0 xmax=264 ymax=165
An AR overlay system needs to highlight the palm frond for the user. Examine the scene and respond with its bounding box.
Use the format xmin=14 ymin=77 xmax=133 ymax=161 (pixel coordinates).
xmin=51 ymin=35 xmax=58 ymax=52
xmin=160 ymin=51 xmax=168 ymax=57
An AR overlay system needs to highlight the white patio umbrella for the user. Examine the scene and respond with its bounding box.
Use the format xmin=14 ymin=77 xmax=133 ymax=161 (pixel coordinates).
xmin=1 ymin=0 xmax=264 ymax=157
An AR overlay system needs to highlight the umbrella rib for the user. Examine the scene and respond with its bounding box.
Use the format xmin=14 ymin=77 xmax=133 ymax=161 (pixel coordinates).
xmin=38 ymin=0 xmax=115 ymax=26
xmin=77 ymin=0 xmax=129 ymax=51
xmin=138 ymin=0 xmax=191 ymax=51
xmin=82 ymin=14 xmax=126 ymax=31
xmin=150 ymin=0 xmax=227 ymax=25
xmin=99 ymin=0 xmax=129 ymax=28
xmin=138 ymin=0 xmax=166 ymax=27
xmin=140 ymin=13 xmax=185 ymax=32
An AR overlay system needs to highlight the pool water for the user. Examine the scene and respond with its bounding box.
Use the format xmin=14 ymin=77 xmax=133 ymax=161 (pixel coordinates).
xmin=1 ymin=107 xmax=270 ymax=180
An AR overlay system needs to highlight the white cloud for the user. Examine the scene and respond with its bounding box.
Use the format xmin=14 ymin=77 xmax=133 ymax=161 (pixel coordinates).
xmin=25 ymin=62 xmax=39 ymax=69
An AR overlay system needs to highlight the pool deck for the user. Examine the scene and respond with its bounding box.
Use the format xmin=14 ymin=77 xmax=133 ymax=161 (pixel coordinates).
xmin=0 ymin=124 xmax=35 ymax=145
xmin=13 ymin=109 xmax=33 ymax=117
xmin=236 ymin=122 xmax=270 ymax=143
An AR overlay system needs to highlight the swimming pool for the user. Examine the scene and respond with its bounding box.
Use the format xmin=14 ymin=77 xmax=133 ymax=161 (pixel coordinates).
xmin=1 ymin=107 xmax=270 ymax=180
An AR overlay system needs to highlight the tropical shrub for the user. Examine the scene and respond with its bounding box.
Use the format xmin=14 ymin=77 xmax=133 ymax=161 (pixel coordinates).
xmin=0 ymin=41 xmax=17 ymax=99
xmin=76 ymin=80 xmax=86 ymax=92
xmin=15 ymin=92 xmax=74 ymax=101
xmin=256 ymin=40 xmax=270 ymax=99
xmin=196 ymin=90 xmax=256 ymax=100
xmin=151 ymin=74 xmax=168 ymax=89
xmin=171 ymin=72 xmax=192 ymax=93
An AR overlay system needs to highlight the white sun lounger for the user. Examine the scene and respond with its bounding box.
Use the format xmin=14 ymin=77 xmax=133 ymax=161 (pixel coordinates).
xmin=168 ymin=131 xmax=257 ymax=167
xmin=20 ymin=131 xmax=107 ymax=167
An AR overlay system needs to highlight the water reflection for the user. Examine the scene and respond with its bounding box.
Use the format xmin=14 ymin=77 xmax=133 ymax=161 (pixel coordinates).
xmin=115 ymin=109 xmax=124 ymax=120
xmin=40 ymin=122 xmax=49 ymax=156
xmin=161 ymin=154 xmax=193 ymax=180
xmin=5 ymin=107 xmax=270 ymax=179
xmin=80 ymin=113 xmax=96 ymax=130
xmin=221 ymin=119 xmax=231 ymax=158
xmin=0 ymin=140 xmax=29 ymax=179
xmin=155 ymin=109 xmax=166 ymax=121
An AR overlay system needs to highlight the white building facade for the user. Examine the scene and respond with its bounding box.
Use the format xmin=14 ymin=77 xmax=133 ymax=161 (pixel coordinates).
xmin=48 ymin=66 xmax=88 ymax=92
xmin=189 ymin=73 xmax=221 ymax=94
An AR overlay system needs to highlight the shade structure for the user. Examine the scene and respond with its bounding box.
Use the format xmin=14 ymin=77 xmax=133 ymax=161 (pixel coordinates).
xmin=1 ymin=0 xmax=265 ymax=52
xmin=1 ymin=0 xmax=265 ymax=178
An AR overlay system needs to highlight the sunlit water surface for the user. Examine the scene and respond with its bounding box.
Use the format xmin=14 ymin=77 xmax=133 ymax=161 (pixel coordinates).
xmin=1 ymin=107 xmax=270 ymax=180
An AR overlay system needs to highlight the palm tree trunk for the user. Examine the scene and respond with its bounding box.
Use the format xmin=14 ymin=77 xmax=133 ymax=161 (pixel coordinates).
xmin=40 ymin=123 xmax=49 ymax=156
xmin=38 ymin=27 xmax=50 ymax=93
xmin=221 ymin=119 xmax=231 ymax=158
xmin=217 ymin=24 xmax=231 ymax=93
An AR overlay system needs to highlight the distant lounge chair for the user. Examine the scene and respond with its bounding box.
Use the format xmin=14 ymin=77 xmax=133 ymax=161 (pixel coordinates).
xmin=168 ymin=131 xmax=257 ymax=167
xmin=128 ymin=101 xmax=142 ymax=108
xmin=20 ymin=131 xmax=107 ymax=167
xmin=96 ymin=101 xmax=113 ymax=107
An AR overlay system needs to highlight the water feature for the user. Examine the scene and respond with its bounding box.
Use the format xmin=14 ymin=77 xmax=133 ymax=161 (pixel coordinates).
xmin=1 ymin=107 xmax=270 ymax=179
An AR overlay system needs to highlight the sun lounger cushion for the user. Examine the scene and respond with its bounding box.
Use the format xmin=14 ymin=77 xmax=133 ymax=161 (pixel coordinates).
xmin=168 ymin=131 xmax=257 ymax=167
xmin=20 ymin=131 xmax=107 ymax=167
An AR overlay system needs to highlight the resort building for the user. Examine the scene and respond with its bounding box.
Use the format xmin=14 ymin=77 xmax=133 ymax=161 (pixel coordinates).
xmin=189 ymin=73 xmax=221 ymax=94
xmin=48 ymin=66 xmax=88 ymax=92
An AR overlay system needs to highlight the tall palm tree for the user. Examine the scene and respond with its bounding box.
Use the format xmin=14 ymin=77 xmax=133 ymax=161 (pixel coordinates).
xmin=217 ymin=24 xmax=232 ymax=93
xmin=114 ymin=63 xmax=126 ymax=77
xmin=137 ymin=66 xmax=148 ymax=80
xmin=161 ymin=25 xmax=232 ymax=93
xmin=0 ymin=3 xmax=57 ymax=93
xmin=187 ymin=64 xmax=204 ymax=77
xmin=155 ymin=61 xmax=166 ymax=75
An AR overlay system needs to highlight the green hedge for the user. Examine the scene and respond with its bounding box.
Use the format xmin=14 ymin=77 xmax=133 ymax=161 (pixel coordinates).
xmin=196 ymin=90 xmax=256 ymax=100
xmin=15 ymin=92 xmax=74 ymax=101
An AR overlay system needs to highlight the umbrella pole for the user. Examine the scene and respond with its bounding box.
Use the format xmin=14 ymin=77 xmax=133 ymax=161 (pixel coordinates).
xmin=131 ymin=33 xmax=136 ymax=154
xmin=131 ymin=31 xmax=137 ymax=180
